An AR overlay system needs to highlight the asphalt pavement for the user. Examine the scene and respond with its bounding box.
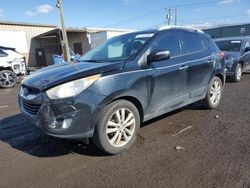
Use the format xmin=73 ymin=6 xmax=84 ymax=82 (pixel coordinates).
xmin=0 ymin=74 xmax=250 ymax=188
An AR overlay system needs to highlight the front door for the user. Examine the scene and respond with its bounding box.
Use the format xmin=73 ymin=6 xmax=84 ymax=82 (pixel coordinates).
xmin=145 ymin=31 xmax=188 ymax=114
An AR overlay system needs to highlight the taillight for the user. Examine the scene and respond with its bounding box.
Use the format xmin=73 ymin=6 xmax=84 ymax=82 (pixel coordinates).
xmin=220 ymin=51 xmax=225 ymax=60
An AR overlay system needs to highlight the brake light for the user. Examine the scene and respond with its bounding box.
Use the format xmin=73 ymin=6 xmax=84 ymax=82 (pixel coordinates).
xmin=220 ymin=51 xmax=225 ymax=60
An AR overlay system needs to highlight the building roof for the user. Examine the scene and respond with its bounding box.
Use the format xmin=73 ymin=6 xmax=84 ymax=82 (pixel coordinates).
xmin=0 ymin=21 xmax=57 ymax=28
xmin=85 ymin=27 xmax=136 ymax=33
xmin=200 ymin=22 xmax=250 ymax=30
xmin=35 ymin=28 xmax=90 ymax=39
xmin=35 ymin=27 xmax=135 ymax=39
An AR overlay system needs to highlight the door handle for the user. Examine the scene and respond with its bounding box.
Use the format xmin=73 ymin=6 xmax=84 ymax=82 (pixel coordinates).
xmin=207 ymin=59 xmax=214 ymax=64
xmin=179 ymin=65 xmax=189 ymax=71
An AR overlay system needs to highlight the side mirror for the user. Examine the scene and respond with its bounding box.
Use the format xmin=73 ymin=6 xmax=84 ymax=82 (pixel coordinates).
xmin=244 ymin=47 xmax=250 ymax=53
xmin=147 ymin=50 xmax=170 ymax=64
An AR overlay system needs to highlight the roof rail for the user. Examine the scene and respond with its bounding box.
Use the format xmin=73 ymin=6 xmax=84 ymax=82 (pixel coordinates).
xmin=158 ymin=25 xmax=204 ymax=33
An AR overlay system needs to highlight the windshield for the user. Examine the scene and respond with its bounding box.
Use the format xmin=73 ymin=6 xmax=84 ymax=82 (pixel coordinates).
xmin=215 ymin=40 xmax=242 ymax=52
xmin=78 ymin=32 xmax=154 ymax=62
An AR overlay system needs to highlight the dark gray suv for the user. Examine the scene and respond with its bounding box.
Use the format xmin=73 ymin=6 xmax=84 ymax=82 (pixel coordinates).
xmin=215 ymin=37 xmax=250 ymax=82
xmin=19 ymin=27 xmax=225 ymax=154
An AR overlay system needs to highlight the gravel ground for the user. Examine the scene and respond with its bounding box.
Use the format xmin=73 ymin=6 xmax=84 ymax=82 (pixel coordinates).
xmin=0 ymin=74 xmax=250 ymax=188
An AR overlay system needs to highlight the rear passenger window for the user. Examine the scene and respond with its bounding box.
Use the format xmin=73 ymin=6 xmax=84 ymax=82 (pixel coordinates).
xmin=151 ymin=32 xmax=181 ymax=57
xmin=182 ymin=32 xmax=205 ymax=53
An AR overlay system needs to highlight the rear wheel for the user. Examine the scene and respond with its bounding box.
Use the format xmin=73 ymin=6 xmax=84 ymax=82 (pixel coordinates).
xmin=203 ymin=76 xmax=223 ymax=109
xmin=93 ymin=100 xmax=140 ymax=154
xmin=0 ymin=70 xmax=17 ymax=88
xmin=232 ymin=64 xmax=242 ymax=82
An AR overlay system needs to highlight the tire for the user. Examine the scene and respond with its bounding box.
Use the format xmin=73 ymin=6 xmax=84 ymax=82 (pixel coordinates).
xmin=203 ymin=76 xmax=223 ymax=109
xmin=232 ymin=64 xmax=242 ymax=82
xmin=0 ymin=70 xmax=17 ymax=88
xmin=93 ymin=100 xmax=140 ymax=154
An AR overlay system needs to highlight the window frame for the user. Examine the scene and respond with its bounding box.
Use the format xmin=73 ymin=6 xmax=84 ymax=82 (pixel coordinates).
xmin=180 ymin=31 xmax=208 ymax=55
xmin=148 ymin=30 xmax=183 ymax=59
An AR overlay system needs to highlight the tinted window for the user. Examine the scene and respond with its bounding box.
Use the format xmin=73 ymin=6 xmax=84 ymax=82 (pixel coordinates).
xmin=215 ymin=40 xmax=242 ymax=51
xmin=182 ymin=32 xmax=204 ymax=53
xmin=202 ymin=38 xmax=210 ymax=49
xmin=150 ymin=32 xmax=181 ymax=57
xmin=0 ymin=49 xmax=7 ymax=57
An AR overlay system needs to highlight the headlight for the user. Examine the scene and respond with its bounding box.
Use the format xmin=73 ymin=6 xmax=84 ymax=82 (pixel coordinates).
xmin=46 ymin=74 xmax=101 ymax=99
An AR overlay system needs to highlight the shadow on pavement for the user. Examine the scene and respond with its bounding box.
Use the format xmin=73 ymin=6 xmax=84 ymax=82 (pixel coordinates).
xmin=0 ymin=114 xmax=107 ymax=157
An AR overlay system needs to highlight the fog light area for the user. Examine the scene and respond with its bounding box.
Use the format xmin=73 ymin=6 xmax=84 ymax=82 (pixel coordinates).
xmin=48 ymin=119 xmax=57 ymax=129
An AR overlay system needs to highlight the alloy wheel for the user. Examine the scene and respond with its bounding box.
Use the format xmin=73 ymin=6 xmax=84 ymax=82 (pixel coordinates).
xmin=105 ymin=108 xmax=136 ymax=147
xmin=0 ymin=72 xmax=16 ymax=87
xmin=209 ymin=80 xmax=222 ymax=105
xmin=236 ymin=66 xmax=242 ymax=81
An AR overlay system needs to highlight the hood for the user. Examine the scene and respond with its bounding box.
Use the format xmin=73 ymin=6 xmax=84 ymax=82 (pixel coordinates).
xmin=22 ymin=61 xmax=124 ymax=91
xmin=223 ymin=51 xmax=241 ymax=60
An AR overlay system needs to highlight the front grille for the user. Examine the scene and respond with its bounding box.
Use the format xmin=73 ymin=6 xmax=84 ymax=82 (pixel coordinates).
xmin=20 ymin=85 xmax=43 ymax=116
xmin=22 ymin=100 xmax=41 ymax=115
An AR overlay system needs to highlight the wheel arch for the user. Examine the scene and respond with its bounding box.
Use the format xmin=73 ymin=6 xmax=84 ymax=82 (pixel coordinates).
xmin=112 ymin=96 xmax=144 ymax=123
xmin=238 ymin=60 xmax=245 ymax=69
xmin=0 ymin=67 xmax=12 ymax=71
xmin=214 ymin=73 xmax=225 ymax=86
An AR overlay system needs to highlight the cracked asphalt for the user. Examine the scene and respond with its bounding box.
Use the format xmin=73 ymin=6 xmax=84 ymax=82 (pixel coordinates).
xmin=0 ymin=74 xmax=250 ymax=188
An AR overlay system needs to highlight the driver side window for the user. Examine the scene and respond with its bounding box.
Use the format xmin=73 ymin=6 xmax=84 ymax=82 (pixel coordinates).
xmin=150 ymin=32 xmax=182 ymax=57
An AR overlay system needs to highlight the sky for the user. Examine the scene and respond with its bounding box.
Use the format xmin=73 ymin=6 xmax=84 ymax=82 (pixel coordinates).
xmin=0 ymin=0 xmax=249 ymax=30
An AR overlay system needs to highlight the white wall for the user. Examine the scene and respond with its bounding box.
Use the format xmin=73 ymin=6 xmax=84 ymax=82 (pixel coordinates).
xmin=90 ymin=32 xmax=107 ymax=49
xmin=106 ymin=31 xmax=128 ymax=39
xmin=0 ymin=31 xmax=28 ymax=53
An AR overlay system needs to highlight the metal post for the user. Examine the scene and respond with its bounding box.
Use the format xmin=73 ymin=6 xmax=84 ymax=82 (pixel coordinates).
xmin=57 ymin=0 xmax=70 ymax=62
xmin=175 ymin=6 xmax=178 ymax=26
xmin=167 ymin=8 xmax=171 ymax=26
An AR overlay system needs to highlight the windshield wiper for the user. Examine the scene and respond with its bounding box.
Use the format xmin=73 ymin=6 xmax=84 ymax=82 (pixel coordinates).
xmin=81 ymin=59 xmax=105 ymax=63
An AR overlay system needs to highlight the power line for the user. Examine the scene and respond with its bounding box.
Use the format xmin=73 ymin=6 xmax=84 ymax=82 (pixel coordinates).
xmin=177 ymin=0 xmax=222 ymax=8
xmin=102 ymin=8 xmax=164 ymax=28
xmin=102 ymin=0 xmax=244 ymax=28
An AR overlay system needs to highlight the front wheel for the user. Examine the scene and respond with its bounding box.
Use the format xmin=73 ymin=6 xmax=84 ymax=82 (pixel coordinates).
xmin=203 ymin=76 xmax=223 ymax=109
xmin=93 ymin=100 xmax=140 ymax=154
xmin=0 ymin=70 xmax=17 ymax=88
xmin=232 ymin=64 xmax=242 ymax=82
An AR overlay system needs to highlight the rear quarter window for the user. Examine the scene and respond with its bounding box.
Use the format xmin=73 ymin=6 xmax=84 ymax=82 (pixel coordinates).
xmin=202 ymin=38 xmax=210 ymax=49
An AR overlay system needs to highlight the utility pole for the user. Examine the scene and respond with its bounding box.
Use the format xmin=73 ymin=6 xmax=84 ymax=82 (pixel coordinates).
xmin=175 ymin=6 xmax=178 ymax=25
xmin=56 ymin=0 xmax=70 ymax=62
xmin=166 ymin=8 xmax=172 ymax=25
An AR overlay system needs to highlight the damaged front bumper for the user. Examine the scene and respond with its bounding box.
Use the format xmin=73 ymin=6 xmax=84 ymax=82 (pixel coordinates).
xmin=19 ymin=86 xmax=104 ymax=140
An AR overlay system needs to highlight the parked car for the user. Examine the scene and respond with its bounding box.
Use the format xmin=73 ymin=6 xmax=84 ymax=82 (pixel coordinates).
xmin=214 ymin=37 xmax=250 ymax=82
xmin=0 ymin=46 xmax=28 ymax=88
xmin=19 ymin=26 xmax=225 ymax=154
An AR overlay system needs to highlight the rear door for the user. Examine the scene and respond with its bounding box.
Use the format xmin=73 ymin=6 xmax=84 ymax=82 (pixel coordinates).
xmin=145 ymin=31 xmax=188 ymax=114
xmin=180 ymin=31 xmax=214 ymax=98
